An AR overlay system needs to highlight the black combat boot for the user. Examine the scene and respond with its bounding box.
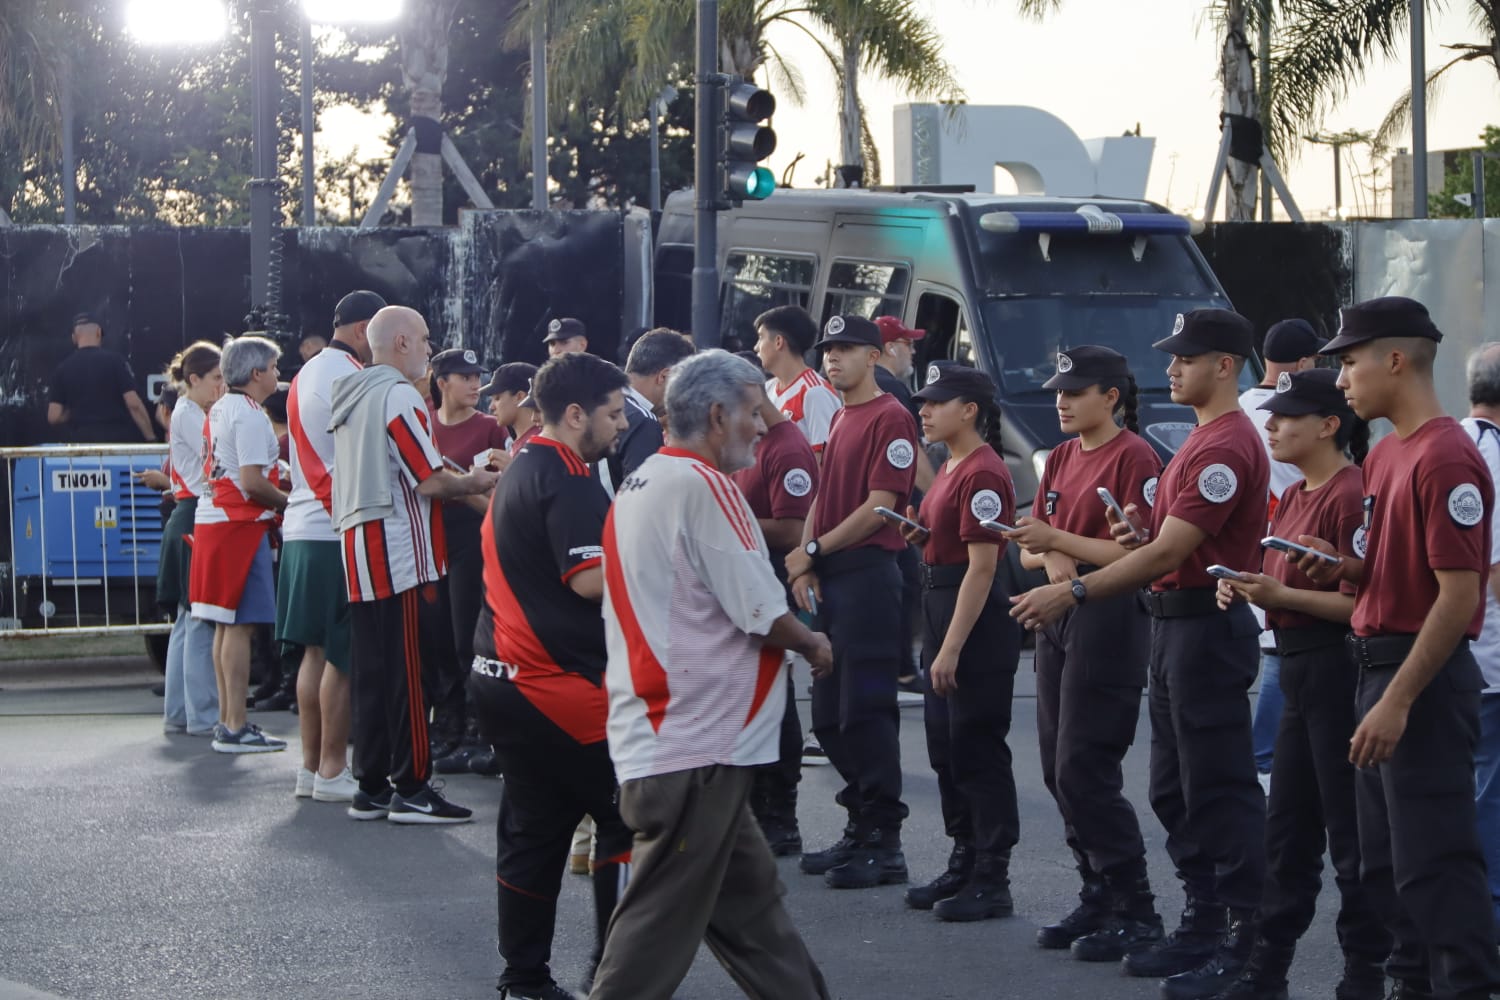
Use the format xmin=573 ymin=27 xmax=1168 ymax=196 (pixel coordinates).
xmin=1038 ymin=866 xmax=1108 ymax=949
xmin=904 ymin=840 xmax=974 ymax=910
xmin=825 ymin=827 xmax=908 ymax=889
xmin=933 ymin=851 xmax=1013 ymax=922
xmin=1332 ymin=953 xmax=1386 ymax=1000
xmin=1072 ymin=869 xmax=1164 ymax=962
xmin=753 ymin=775 xmax=802 ymax=857
xmin=1161 ymin=908 xmax=1258 ymax=1000
xmin=1205 ymin=939 xmax=1294 ymax=1000
xmin=1121 ymin=895 xmax=1225 ymax=978
xmin=800 ymin=820 xmax=863 ymax=876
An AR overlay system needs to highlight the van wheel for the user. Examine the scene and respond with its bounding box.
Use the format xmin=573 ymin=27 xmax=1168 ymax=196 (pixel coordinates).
xmin=145 ymin=633 xmax=170 ymax=673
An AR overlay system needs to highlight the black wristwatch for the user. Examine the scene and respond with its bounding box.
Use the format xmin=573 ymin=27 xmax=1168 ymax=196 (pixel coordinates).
xmin=1070 ymin=579 xmax=1088 ymax=605
xmin=805 ymin=539 xmax=823 ymax=563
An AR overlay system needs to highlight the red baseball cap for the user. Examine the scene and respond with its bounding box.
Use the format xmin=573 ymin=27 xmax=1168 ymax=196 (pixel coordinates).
xmin=874 ymin=315 xmax=925 ymax=345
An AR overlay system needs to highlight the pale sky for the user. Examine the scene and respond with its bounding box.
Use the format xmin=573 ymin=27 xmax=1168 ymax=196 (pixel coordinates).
xmin=319 ymin=1 xmax=1497 ymax=220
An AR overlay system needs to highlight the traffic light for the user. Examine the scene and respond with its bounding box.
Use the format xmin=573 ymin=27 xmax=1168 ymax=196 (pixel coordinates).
xmin=722 ymin=79 xmax=776 ymax=204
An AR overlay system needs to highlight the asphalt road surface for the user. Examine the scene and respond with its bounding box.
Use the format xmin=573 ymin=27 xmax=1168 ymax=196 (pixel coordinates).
xmin=0 ymin=654 xmax=1348 ymax=1000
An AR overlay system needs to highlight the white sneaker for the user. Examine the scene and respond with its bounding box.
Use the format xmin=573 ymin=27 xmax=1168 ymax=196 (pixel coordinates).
xmin=1258 ymin=771 xmax=1272 ymax=797
xmin=295 ymin=767 xmax=315 ymax=798
xmin=312 ymin=767 xmax=359 ymax=803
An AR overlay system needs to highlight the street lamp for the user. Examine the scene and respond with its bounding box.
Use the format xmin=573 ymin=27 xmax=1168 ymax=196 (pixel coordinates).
xmin=1305 ymin=130 xmax=1371 ymax=220
xmin=124 ymin=0 xmax=228 ymax=43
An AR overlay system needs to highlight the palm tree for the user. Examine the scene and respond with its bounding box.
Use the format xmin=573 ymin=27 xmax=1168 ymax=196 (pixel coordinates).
xmin=1270 ymin=0 xmax=1499 ymax=156
xmin=0 ymin=1 xmax=63 ymax=165
xmin=1020 ymin=0 xmax=1264 ymax=219
xmin=399 ymin=0 xmax=461 ymax=225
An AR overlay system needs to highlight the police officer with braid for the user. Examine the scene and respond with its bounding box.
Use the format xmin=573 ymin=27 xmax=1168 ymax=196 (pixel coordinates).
xmin=1011 ymin=309 xmax=1270 ymax=1000
xmin=1298 ymin=297 xmax=1500 ymax=1000
xmin=1003 ymin=346 xmax=1167 ymax=961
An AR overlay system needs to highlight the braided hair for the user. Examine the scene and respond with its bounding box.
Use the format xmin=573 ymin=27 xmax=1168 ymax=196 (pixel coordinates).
xmin=1105 ymin=375 xmax=1140 ymax=434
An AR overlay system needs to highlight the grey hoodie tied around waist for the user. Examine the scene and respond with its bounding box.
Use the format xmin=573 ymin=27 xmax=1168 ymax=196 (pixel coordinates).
xmin=328 ymin=363 xmax=413 ymax=533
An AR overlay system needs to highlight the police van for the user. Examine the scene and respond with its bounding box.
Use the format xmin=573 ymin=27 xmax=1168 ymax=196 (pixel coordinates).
xmin=654 ymin=188 xmax=1259 ymax=505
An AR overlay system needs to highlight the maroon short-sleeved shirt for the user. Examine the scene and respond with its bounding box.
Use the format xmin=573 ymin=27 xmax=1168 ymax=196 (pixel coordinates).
xmin=812 ymin=393 xmax=917 ymax=552
xmin=918 ymin=447 xmax=1015 ymax=566
xmin=1262 ymin=464 xmax=1363 ymax=631
xmin=733 ymin=419 xmax=819 ymax=524
xmin=1035 ymin=430 xmax=1163 ymax=542
xmin=1152 ymin=409 xmax=1270 ymax=591
xmin=1353 ymin=417 xmax=1494 ymax=639
xmin=432 ymin=411 xmax=510 ymax=470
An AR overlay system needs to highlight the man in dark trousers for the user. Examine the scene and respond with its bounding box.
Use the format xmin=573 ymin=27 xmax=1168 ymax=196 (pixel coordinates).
xmin=467 ymin=351 xmax=635 ymax=1000
xmin=47 ymin=312 xmax=157 ymax=443
xmin=785 ymin=314 xmax=917 ymax=890
xmin=1298 ymin=297 xmax=1500 ymax=1000
xmin=1011 ymin=309 xmax=1270 ymax=999
xmin=599 ymin=328 xmax=694 ymax=494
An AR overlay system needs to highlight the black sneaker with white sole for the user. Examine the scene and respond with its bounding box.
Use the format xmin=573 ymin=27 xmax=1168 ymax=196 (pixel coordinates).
xmin=388 ymin=783 xmax=473 ymax=825
xmin=347 ymin=786 xmax=395 ymax=821
xmin=498 ymin=981 xmax=577 ymax=1000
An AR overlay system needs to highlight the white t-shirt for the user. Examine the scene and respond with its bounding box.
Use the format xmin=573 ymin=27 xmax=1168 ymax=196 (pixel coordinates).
xmin=602 ymin=447 xmax=791 ymax=782
xmin=168 ymin=396 xmax=208 ymax=501
xmin=284 ymin=345 xmax=362 ymax=542
xmin=195 ymin=393 xmax=279 ymax=525
xmin=768 ymin=370 xmax=841 ymax=454
xmin=1462 ymin=417 xmax=1500 ymax=692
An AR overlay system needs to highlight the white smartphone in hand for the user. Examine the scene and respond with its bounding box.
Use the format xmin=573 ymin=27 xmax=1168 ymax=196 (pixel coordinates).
xmin=1207 ymin=565 xmax=1248 ymax=582
xmin=1097 ymin=486 xmax=1144 ymax=541
xmin=979 ymin=519 xmax=1016 ymax=533
xmin=1261 ymin=535 xmax=1341 ymax=565
xmin=874 ymin=505 xmax=924 ymax=532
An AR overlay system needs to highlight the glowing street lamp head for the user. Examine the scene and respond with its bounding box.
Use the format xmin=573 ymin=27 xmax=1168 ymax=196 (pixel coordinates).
xmin=303 ymin=0 xmax=403 ymax=23
xmin=125 ymin=0 xmax=228 ymax=44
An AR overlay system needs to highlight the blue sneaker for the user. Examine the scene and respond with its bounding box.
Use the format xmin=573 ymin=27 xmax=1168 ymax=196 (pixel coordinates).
xmin=211 ymin=723 xmax=287 ymax=755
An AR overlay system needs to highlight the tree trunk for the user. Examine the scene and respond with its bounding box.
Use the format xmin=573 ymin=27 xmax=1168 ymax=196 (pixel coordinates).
xmin=400 ymin=0 xmax=458 ymax=226
xmin=1219 ymin=0 xmax=1258 ymax=221
xmin=836 ymin=36 xmax=862 ymax=187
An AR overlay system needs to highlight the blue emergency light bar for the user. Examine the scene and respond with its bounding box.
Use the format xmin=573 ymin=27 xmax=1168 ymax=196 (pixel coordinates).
xmin=979 ymin=205 xmax=1202 ymax=236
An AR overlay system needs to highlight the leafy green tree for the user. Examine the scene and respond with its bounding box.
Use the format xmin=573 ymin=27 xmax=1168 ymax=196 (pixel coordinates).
xmin=1432 ymin=124 xmax=1500 ymax=217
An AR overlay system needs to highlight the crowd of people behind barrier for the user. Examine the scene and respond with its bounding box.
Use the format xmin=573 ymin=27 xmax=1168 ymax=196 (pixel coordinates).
xmin=55 ymin=290 xmax=1500 ymax=1000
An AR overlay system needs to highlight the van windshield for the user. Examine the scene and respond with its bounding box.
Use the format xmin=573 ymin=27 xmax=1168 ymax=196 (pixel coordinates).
xmin=981 ymin=295 xmax=1250 ymax=394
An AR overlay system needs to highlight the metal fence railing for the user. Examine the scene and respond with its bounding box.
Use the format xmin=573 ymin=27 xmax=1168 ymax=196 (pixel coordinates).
xmin=0 ymin=443 xmax=172 ymax=641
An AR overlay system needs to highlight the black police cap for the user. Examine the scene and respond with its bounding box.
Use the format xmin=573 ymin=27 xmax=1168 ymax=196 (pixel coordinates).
xmin=1320 ymin=296 xmax=1442 ymax=354
xmin=543 ymin=317 xmax=587 ymax=343
xmin=1262 ymin=319 xmax=1324 ymax=363
xmin=913 ymin=360 xmax=998 ymax=404
xmin=813 ymin=314 xmax=882 ymax=351
xmin=1043 ymin=345 xmax=1130 ymax=391
xmin=332 ymin=290 xmax=386 ymax=329
xmin=431 ymin=348 xmax=486 ymax=377
xmin=481 ymin=362 xmax=538 ymax=396
xmin=1153 ymin=308 xmax=1256 ymax=359
xmin=1257 ymin=368 xmax=1351 ymax=417
xmin=71 ymin=311 xmax=101 ymax=329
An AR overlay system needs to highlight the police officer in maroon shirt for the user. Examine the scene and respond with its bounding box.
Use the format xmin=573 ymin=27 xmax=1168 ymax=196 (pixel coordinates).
xmin=1011 ymin=309 xmax=1270 ymax=999
xmin=1005 ymin=346 xmax=1167 ymax=960
xmin=1211 ymin=368 xmax=1389 ymax=1000
xmin=732 ymin=385 xmax=820 ymax=856
xmin=1297 ymin=297 xmax=1500 ymax=1000
xmin=785 ymin=314 xmax=918 ymax=890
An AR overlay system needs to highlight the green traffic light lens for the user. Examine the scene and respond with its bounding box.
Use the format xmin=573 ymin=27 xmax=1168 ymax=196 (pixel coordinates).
xmin=746 ymin=167 xmax=776 ymax=199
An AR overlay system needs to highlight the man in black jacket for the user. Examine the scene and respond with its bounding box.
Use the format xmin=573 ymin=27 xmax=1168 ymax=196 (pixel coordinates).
xmin=599 ymin=329 xmax=695 ymax=494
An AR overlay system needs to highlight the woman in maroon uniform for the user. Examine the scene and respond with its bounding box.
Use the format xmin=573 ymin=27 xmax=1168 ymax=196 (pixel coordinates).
xmin=896 ymin=361 xmax=1022 ymax=922
xmin=1000 ymin=346 xmax=1167 ymax=959
xmin=1212 ymin=368 xmax=1389 ymax=1000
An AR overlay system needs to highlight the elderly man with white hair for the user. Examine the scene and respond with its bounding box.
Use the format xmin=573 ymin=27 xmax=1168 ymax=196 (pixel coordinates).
xmin=328 ymin=305 xmax=498 ymax=824
xmin=591 ymin=349 xmax=834 ymax=1000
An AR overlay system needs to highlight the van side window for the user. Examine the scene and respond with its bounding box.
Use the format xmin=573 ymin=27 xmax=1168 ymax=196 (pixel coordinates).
xmin=720 ymin=251 xmax=816 ymax=351
xmin=654 ymin=246 xmax=693 ymax=334
xmin=823 ymin=261 xmax=909 ymax=323
xmin=913 ymin=291 xmax=974 ymax=368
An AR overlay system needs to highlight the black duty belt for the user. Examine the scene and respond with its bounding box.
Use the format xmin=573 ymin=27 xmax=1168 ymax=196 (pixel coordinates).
xmin=819 ymin=546 xmax=895 ymax=578
xmin=1145 ymin=588 xmax=1220 ymax=619
xmin=1274 ymin=624 xmax=1350 ymax=657
xmin=920 ymin=563 xmax=968 ymax=589
xmin=1345 ymin=633 xmax=1429 ymax=670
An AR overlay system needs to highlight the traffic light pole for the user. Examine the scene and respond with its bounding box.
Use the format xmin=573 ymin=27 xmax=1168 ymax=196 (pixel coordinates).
xmin=692 ymin=0 xmax=721 ymax=349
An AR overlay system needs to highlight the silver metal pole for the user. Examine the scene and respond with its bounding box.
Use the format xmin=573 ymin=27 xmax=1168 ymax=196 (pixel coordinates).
xmin=300 ymin=16 xmax=316 ymax=227
xmin=530 ymin=0 xmax=548 ymax=209
xmin=1475 ymin=151 xmax=1487 ymax=221
xmin=649 ymin=97 xmax=662 ymax=216
xmin=248 ymin=1 xmax=278 ymax=309
xmin=1257 ymin=0 xmax=1272 ymax=222
xmin=1410 ymin=0 xmax=1427 ymax=218
xmin=691 ymin=0 xmax=720 ymax=348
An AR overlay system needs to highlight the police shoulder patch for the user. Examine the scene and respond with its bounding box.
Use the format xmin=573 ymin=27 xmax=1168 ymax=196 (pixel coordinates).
xmin=1143 ymin=476 xmax=1159 ymax=508
xmin=969 ymin=489 xmax=1002 ymax=522
xmin=886 ymin=439 xmax=915 ymax=469
xmin=1448 ymin=483 xmax=1484 ymax=527
xmin=782 ymin=467 xmax=813 ymax=498
xmin=1197 ymin=463 xmax=1238 ymax=504
xmin=1351 ymin=525 xmax=1369 ymax=559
